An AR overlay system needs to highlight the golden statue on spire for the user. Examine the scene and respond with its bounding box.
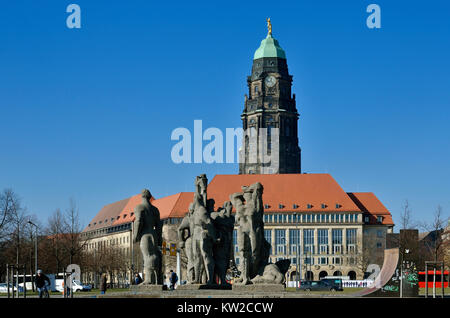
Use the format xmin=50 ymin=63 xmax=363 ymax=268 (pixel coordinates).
xmin=267 ymin=18 xmax=272 ymax=36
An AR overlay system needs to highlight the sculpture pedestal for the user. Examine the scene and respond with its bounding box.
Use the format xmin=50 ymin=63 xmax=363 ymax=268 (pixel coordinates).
xmin=232 ymin=284 xmax=285 ymax=292
xmin=176 ymin=284 xmax=232 ymax=290
xmin=130 ymin=284 xmax=167 ymax=291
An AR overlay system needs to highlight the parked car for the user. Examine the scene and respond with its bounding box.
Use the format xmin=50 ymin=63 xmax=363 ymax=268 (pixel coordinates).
xmin=55 ymin=279 xmax=92 ymax=292
xmin=299 ymin=280 xmax=343 ymax=292
xmin=72 ymin=280 xmax=92 ymax=292
xmin=0 ymin=283 xmax=24 ymax=293
xmin=319 ymin=278 xmax=344 ymax=291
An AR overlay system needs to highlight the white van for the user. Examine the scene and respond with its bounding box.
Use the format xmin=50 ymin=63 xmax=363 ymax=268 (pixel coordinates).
xmin=55 ymin=279 xmax=92 ymax=292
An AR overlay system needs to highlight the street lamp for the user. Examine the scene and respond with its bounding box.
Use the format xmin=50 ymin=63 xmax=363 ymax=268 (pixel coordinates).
xmin=27 ymin=221 xmax=38 ymax=274
xmin=294 ymin=213 xmax=300 ymax=288
xmin=400 ymin=248 xmax=410 ymax=298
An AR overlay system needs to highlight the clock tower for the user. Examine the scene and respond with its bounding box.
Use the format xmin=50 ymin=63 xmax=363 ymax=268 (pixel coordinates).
xmin=239 ymin=20 xmax=301 ymax=174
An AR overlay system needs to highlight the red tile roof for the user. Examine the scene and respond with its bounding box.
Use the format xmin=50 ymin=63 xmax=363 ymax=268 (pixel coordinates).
xmin=347 ymin=192 xmax=394 ymax=225
xmin=83 ymin=197 xmax=131 ymax=232
xmin=207 ymin=173 xmax=361 ymax=213
xmin=83 ymin=174 xmax=395 ymax=232
xmin=83 ymin=192 xmax=193 ymax=232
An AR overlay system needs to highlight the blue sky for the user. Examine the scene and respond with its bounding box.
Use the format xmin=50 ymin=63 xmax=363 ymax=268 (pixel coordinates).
xmin=0 ymin=0 xmax=449 ymax=229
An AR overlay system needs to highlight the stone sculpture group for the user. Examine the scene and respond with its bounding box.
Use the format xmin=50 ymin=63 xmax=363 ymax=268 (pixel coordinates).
xmin=133 ymin=174 xmax=290 ymax=287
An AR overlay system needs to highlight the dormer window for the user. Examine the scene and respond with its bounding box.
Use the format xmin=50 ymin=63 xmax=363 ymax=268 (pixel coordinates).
xmin=335 ymin=204 xmax=341 ymax=209
xmin=377 ymin=216 xmax=383 ymax=223
xmin=307 ymin=204 xmax=312 ymax=209
xmin=293 ymin=204 xmax=298 ymax=209
xmin=321 ymin=204 xmax=327 ymax=209
xmin=264 ymin=204 xmax=270 ymax=209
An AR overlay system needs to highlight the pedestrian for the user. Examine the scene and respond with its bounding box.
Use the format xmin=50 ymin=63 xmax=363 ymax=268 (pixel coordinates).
xmin=35 ymin=269 xmax=51 ymax=298
xmin=100 ymin=273 xmax=107 ymax=295
xmin=169 ymin=270 xmax=178 ymax=290
xmin=134 ymin=273 xmax=143 ymax=285
xmin=65 ymin=275 xmax=72 ymax=297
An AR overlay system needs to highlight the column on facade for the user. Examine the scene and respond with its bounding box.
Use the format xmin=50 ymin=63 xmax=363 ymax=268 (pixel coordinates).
xmin=328 ymin=228 xmax=333 ymax=263
xmin=343 ymin=226 xmax=348 ymax=267
xmin=343 ymin=226 xmax=347 ymax=255
xmin=299 ymin=225 xmax=303 ymax=271
xmin=313 ymin=227 xmax=318 ymax=259
xmin=285 ymin=226 xmax=290 ymax=258
xmin=357 ymin=226 xmax=363 ymax=256
xmin=271 ymin=228 xmax=276 ymax=259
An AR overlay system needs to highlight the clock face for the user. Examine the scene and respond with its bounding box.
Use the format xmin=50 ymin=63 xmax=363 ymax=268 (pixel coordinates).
xmin=265 ymin=75 xmax=276 ymax=88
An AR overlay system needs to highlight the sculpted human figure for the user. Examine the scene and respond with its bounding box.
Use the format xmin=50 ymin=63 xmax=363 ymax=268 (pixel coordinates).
xmin=210 ymin=201 xmax=235 ymax=286
xmin=251 ymin=259 xmax=291 ymax=285
xmin=178 ymin=203 xmax=195 ymax=283
xmin=231 ymin=182 xmax=270 ymax=284
xmin=191 ymin=174 xmax=217 ymax=285
xmin=230 ymin=191 xmax=251 ymax=284
xmin=242 ymin=182 xmax=265 ymax=273
xmin=133 ymin=189 xmax=162 ymax=284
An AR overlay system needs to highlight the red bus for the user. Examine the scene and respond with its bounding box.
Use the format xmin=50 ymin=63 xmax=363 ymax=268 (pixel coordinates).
xmin=418 ymin=270 xmax=449 ymax=288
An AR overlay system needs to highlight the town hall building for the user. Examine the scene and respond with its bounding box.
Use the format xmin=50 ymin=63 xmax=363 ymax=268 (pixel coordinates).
xmin=80 ymin=21 xmax=394 ymax=285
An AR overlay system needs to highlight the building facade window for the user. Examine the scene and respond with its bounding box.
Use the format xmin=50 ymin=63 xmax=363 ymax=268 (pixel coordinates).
xmin=265 ymin=229 xmax=272 ymax=255
xmin=318 ymin=229 xmax=329 ymax=254
xmin=346 ymin=228 xmax=357 ymax=254
xmin=275 ymin=229 xmax=286 ymax=255
xmin=332 ymin=229 xmax=343 ymax=254
xmin=303 ymin=229 xmax=314 ymax=254
xmin=289 ymin=229 xmax=300 ymax=255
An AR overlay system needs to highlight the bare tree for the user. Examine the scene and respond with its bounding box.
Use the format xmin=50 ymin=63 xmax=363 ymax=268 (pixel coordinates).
xmin=419 ymin=205 xmax=448 ymax=263
xmin=400 ymin=200 xmax=415 ymax=230
xmin=6 ymin=192 xmax=30 ymax=265
xmin=442 ymin=223 xmax=450 ymax=271
xmin=0 ymin=189 xmax=39 ymax=282
xmin=354 ymin=232 xmax=383 ymax=277
xmin=63 ymin=198 xmax=89 ymax=265
xmin=42 ymin=198 xmax=91 ymax=275
xmin=0 ymin=189 xmax=15 ymax=239
xmin=45 ymin=208 xmax=67 ymax=274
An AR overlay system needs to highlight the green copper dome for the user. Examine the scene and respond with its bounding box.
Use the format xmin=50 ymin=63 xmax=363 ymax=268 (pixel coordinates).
xmin=253 ymin=34 xmax=286 ymax=60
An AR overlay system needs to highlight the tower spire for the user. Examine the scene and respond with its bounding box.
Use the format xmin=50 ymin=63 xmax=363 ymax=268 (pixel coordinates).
xmin=266 ymin=18 xmax=272 ymax=36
